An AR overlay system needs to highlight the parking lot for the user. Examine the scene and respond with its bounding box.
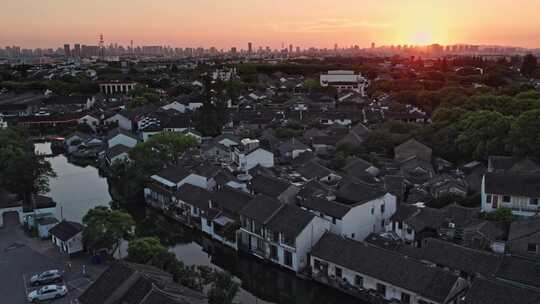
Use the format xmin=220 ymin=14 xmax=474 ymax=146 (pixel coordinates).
xmin=0 ymin=223 xmax=102 ymax=304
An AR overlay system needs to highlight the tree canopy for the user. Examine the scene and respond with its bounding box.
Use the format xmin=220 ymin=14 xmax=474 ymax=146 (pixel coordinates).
xmin=82 ymin=206 xmax=135 ymax=253
xmin=0 ymin=128 xmax=56 ymax=202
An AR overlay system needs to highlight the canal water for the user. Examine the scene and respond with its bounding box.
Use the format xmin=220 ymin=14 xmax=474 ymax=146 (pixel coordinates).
xmin=35 ymin=143 xmax=360 ymax=304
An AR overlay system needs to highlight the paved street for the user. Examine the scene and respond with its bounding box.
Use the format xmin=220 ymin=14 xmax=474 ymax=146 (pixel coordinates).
xmin=0 ymin=221 xmax=106 ymax=304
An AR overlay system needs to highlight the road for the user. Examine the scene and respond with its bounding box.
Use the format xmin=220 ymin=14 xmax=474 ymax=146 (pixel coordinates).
xmin=0 ymin=221 xmax=101 ymax=304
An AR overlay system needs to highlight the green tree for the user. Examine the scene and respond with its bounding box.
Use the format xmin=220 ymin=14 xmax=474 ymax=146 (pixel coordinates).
xmin=130 ymin=132 xmax=198 ymax=167
xmin=208 ymin=271 xmax=239 ymax=304
xmin=82 ymin=206 xmax=135 ymax=254
xmin=432 ymin=107 xmax=466 ymax=125
xmin=482 ymin=208 xmax=514 ymax=222
xmin=127 ymin=237 xmax=167 ymax=264
xmin=521 ymin=54 xmax=538 ymax=77
xmin=511 ymin=109 xmax=540 ymax=157
xmin=456 ymin=111 xmax=512 ymax=160
xmin=0 ymin=128 xmax=56 ymax=204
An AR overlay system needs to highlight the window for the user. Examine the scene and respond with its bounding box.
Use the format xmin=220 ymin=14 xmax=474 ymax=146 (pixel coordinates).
xmin=406 ymin=228 xmax=413 ymax=235
xmin=314 ymin=259 xmax=321 ymax=270
xmin=528 ymin=243 xmax=537 ymax=253
xmin=376 ymin=283 xmax=386 ymax=295
xmin=380 ymin=204 xmax=385 ymax=213
xmin=381 ymin=220 xmax=385 ymax=228
xmin=371 ymin=207 xmax=375 ymax=215
xmin=531 ymin=198 xmax=539 ymax=206
xmin=354 ymin=275 xmax=363 ymax=287
xmin=284 ymin=250 xmax=293 ymax=267
xmin=257 ymin=238 xmax=265 ymax=251
xmin=335 ymin=266 xmax=342 ymax=278
xmin=398 ymin=221 xmax=403 ymax=229
xmin=332 ymin=217 xmax=337 ymax=224
xmin=486 ymin=194 xmax=492 ymax=204
xmin=270 ymin=245 xmax=278 ymax=260
xmin=503 ymin=195 xmax=511 ymax=203
xmin=351 ymin=233 xmax=355 ymax=239
xmin=401 ymin=292 xmax=411 ymax=304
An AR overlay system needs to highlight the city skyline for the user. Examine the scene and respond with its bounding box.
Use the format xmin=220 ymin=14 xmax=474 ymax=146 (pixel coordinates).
xmin=2 ymin=0 xmax=540 ymax=49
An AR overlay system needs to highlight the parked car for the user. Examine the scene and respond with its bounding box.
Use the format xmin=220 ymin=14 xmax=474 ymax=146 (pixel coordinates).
xmin=29 ymin=270 xmax=63 ymax=286
xmin=27 ymin=284 xmax=68 ymax=302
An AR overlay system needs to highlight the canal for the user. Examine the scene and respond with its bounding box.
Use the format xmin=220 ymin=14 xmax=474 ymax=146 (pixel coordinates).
xmin=35 ymin=143 xmax=360 ymax=304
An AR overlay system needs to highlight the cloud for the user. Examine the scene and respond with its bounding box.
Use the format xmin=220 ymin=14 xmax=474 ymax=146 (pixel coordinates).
xmin=268 ymin=18 xmax=391 ymax=33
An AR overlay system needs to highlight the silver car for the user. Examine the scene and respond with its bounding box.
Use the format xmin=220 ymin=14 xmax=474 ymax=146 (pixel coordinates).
xmin=27 ymin=284 xmax=68 ymax=302
xmin=30 ymin=270 xmax=63 ymax=286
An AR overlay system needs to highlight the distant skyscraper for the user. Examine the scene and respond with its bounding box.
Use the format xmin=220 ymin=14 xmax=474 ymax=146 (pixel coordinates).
xmin=231 ymin=47 xmax=237 ymax=54
xmin=334 ymin=43 xmax=338 ymax=51
xmin=248 ymin=42 xmax=252 ymax=54
xmin=289 ymin=44 xmax=293 ymax=53
xmin=371 ymin=42 xmax=375 ymax=49
xmin=99 ymin=34 xmax=105 ymax=57
xmin=64 ymin=44 xmax=71 ymax=58
xmin=296 ymin=46 xmax=300 ymax=53
xmin=73 ymin=44 xmax=81 ymax=58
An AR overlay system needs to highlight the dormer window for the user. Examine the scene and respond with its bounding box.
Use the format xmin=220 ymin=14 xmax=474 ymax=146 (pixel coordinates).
xmin=531 ymin=198 xmax=539 ymax=206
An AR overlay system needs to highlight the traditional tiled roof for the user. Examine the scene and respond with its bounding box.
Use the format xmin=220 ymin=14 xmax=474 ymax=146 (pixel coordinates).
xmin=49 ymin=221 xmax=83 ymax=241
xmin=312 ymin=233 xmax=461 ymax=303
xmin=484 ymin=172 xmax=540 ymax=197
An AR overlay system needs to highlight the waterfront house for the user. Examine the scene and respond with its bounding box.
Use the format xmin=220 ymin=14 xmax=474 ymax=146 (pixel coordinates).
xmin=239 ymin=195 xmax=329 ymax=272
xmin=64 ymin=132 xmax=91 ymax=153
xmin=49 ymin=220 xmax=84 ymax=256
xmin=201 ymin=186 xmax=254 ymax=249
xmin=481 ymin=172 xmax=540 ymax=216
xmin=105 ymin=144 xmax=131 ymax=165
xmin=310 ymin=233 xmax=467 ymax=304
xmin=332 ymin=181 xmax=397 ymax=241
xmin=173 ymin=184 xmax=212 ymax=227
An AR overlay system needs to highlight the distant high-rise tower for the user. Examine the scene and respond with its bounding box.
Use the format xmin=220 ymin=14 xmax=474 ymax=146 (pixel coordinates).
xmin=73 ymin=44 xmax=81 ymax=58
xmin=99 ymin=34 xmax=105 ymax=57
xmin=289 ymin=44 xmax=293 ymax=53
xmin=334 ymin=43 xmax=338 ymax=51
xmin=371 ymin=42 xmax=375 ymax=49
xmin=130 ymin=40 xmax=134 ymax=54
xmin=64 ymin=44 xmax=71 ymax=58
xmin=248 ymin=42 xmax=252 ymax=54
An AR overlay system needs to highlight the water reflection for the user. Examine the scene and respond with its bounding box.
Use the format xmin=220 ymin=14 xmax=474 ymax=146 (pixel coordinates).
xmin=144 ymin=212 xmax=361 ymax=304
xmin=35 ymin=143 xmax=111 ymax=222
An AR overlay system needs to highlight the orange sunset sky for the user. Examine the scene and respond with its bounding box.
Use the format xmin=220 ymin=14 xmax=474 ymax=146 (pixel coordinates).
xmin=1 ymin=0 xmax=540 ymax=49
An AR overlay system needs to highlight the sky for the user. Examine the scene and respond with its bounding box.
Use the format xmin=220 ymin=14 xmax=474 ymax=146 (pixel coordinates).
xmin=2 ymin=0 xmax=540 ymax=49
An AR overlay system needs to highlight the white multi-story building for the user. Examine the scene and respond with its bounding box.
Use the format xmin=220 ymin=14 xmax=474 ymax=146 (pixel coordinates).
xmin=320 ymin=70 xmax=369 ymax=96
xmin=231 ymin=139 xmax=274 ymax=171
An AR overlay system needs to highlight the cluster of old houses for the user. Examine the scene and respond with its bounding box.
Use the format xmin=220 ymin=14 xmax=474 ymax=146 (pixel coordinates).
xmin=4 ymin=67 xmax=540 ymax=303
xmin=137 ymin=121 xmax=540 ymax=304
